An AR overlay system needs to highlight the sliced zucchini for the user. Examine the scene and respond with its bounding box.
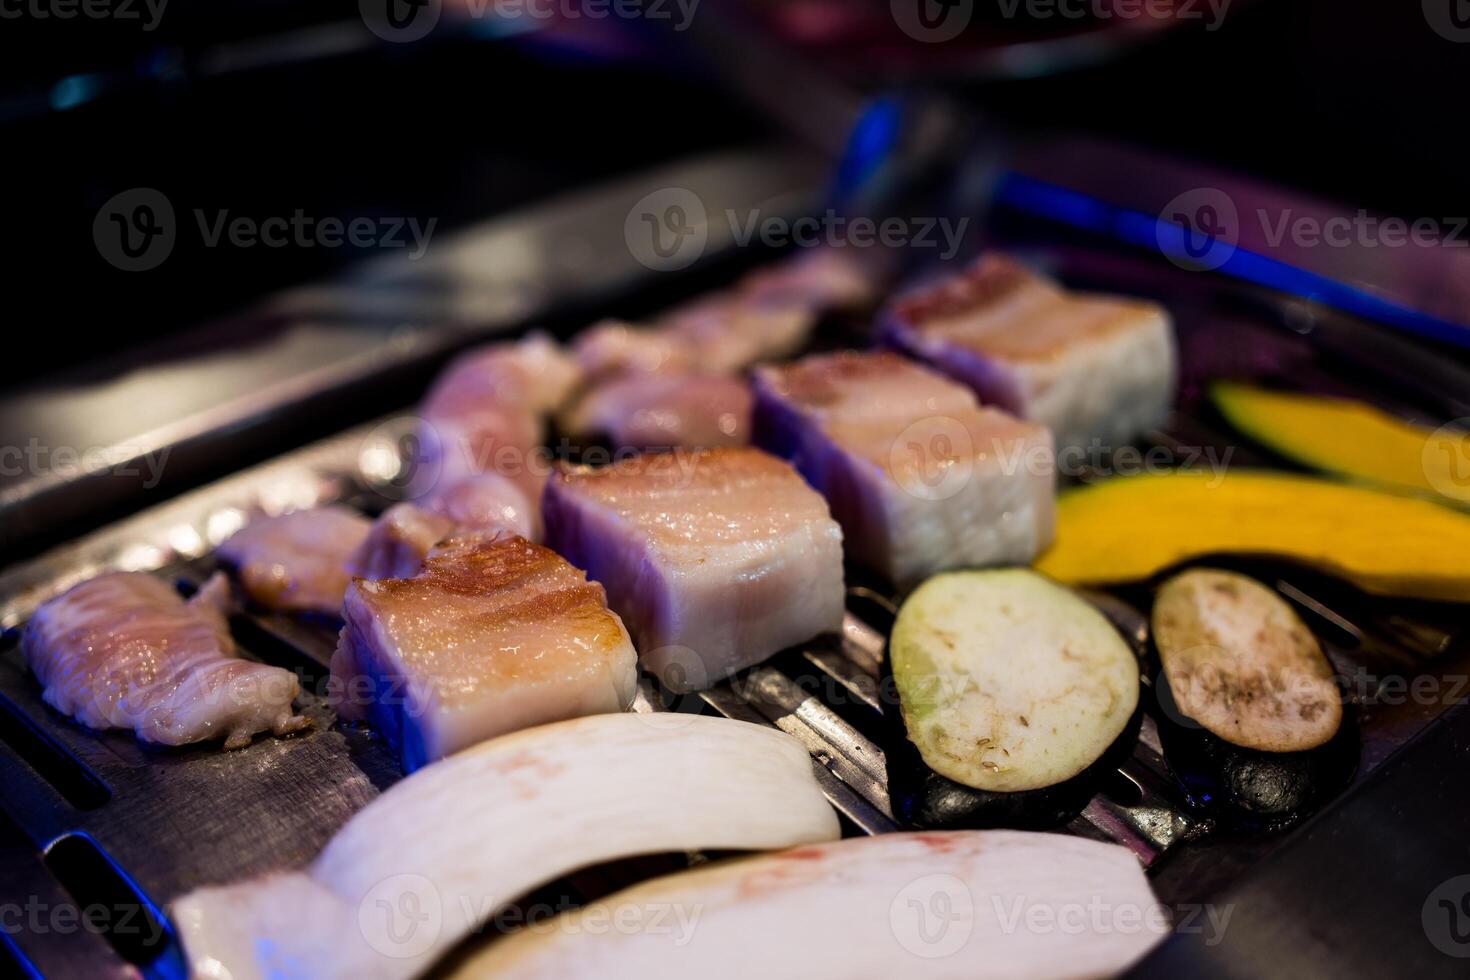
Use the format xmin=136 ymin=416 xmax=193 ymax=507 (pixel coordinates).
xmin=891 ymin=569 xmax=1141 ymax=794
xmin=1153 ymin=568 xmax=1342 ymax=752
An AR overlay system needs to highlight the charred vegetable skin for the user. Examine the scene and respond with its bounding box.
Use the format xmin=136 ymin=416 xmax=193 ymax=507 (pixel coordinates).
xmin=1149 ymin=569 xmax=1357 ymax=831
xmin=885 ymin=570 xmax=1143 ymax=829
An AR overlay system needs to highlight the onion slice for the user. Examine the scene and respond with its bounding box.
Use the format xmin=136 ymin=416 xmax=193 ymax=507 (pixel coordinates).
xmin=450 ymin=831 xmax=1168 ymax=979
xmin=173 ymin=713 xmax=839 ymax=980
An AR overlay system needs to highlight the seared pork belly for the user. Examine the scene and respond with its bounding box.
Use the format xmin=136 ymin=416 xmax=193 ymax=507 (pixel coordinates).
xmin=739 ymin=247 xmax=878 ymax=313
xmin=543 ymin=447 xmax=845 ymax=692
xmin=346 ymin=473 xmax=539 ymax=581
xmin=881 ymin=254 xmax=1176 ymax=452
xmin=753 ymin=351 xmax=1054 ymax=587
xmin=22 ymin=573 xmax=306 ymax=749
xmin=661 ymin=290 xmax=816 ymax=374
xmin=561 ymin=372 xmax=752 ymax=450
xmin=217 ymin=506 xmax=372 ymax=614
xmin=330 ymin=532 xmax=637 ymax=771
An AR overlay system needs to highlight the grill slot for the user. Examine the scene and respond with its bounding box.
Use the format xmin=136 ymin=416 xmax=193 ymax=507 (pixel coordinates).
xmin=40 ymin=833 xmax=174 ymax=970
xmin=0 ymin=691 xmax=111 ymax=812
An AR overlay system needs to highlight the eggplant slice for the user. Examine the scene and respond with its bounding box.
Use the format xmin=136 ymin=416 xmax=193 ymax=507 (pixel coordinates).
xmin=884 ymin=569 xmax=1143 ymax=829
xmin=1150 ymin=568 xmax=1358 ymax=831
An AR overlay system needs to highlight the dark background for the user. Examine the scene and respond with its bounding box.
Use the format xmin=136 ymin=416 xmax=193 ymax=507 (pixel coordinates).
xmin=1 ymin=0 xmax=1465 ymax=381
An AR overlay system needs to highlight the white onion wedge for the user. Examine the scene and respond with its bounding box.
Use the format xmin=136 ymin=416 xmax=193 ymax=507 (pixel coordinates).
xmin=449 ymin=831 xmax=1168 ymax=979
xmin=173 ymin=713 xmax=839 ymax=980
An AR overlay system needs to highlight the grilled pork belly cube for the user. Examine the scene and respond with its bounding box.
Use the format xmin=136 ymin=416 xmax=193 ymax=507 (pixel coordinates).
xmin=881 ymin=254 xmax=1176 ymax=453
xmin=560 ymin=372 xmax=752 ymax=450
xmin=347 ymin=473 xmax=540 ymax=581
xmin=217 ymin=506 xmax=372 ymax=614
xmin=331 ymin=532 xmax=637 ymax=771
xmin=753 ymin=351 xmax=1054 ymax=588
xmin=543 ymin=447 xmax=845 ymax=692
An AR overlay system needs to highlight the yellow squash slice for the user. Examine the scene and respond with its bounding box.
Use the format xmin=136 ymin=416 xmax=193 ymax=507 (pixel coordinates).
xmin=1033 ymin=470 xmax=1470 ymax=602
xmin=1211 ymin=381 xmax=1470 ymax=505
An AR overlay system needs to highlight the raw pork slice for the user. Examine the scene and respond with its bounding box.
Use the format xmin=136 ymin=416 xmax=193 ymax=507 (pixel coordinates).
xmin=21 ymin=572 xmax=306 ymax=748
xmin=561 ymin=372 xmax=752 ymax=450
xmin=172 ymin=713 xmax=840 ymax=980
xmin=543 ymin=447 xmax=845 ymax=691
xmin=452 ymin=831 xmax=1166 ymax=980
xmin=346 ymin=473 xmax=539 ymax=581
xmin=330 ymin=532 xmax=637 ymax=770
xmin=753 ymin=351 xmax=1054 ymax=587
xmin=881 ymin=254 xmax=1176 ymax=452
xmin=217 ymin=506 xmax=371 ymax=614
xmin=417 ymin=333 xmax=576 ymax=491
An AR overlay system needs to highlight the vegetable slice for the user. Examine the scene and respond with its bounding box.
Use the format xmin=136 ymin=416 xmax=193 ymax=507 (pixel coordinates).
xmin=448 ymin=832 xmax=1167 ymax=980
xmin=1212 ymin=381 xmax=1470 ymax=505
xmin=1033 ymin=470 xmax=1470 ymax=601
xmin=1153 ymin=568 xmax=1341 ymax=752
xmin=173 ymin=713 xmax=839 ymax=980
xmin=891 ymin=569 xmax=1140 ymax=793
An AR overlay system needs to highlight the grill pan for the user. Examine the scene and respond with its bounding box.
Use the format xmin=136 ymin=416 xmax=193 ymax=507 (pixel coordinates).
xmin=2 ymin=224 xmax=1468 ymax=978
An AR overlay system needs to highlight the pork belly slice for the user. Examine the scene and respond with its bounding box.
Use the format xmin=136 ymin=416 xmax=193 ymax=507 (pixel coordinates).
xmin=422 ymin=332 xmax=581 ymax=420
xmin=753 ymin=351 xmax=1054 ymax=588
xmin=330 ymin=532 xmax=637 ymax=771
xmin=346 ymin=473 xmax=539 ymax=581
xmin=173 ymin=713 xmax=840 ymax=980
xmin=21 ymin=572 xmax=306 ymax=749
xmin=416 ymin=333 xmax=577 ymax=492
xmin=543 ymin=447 xmax=845 ymax=692
xmin=881 ymin=254 xmax=1177 ymax=453
xmin=571 ymin=251 xmax=870 ymax=379
xmin=217 ymin=506 xmax=372 ymax=614
xmin=561 ymin=372 xmax=752 ymax=450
